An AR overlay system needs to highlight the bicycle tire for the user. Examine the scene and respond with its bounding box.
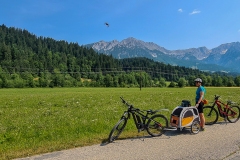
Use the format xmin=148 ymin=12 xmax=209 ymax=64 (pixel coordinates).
xmin=226 ymin=106 xmax=240 ymax=123
xmin=108 ymin=117 xmax=127 ymax=143
xmin=146 ymin=114 xmax=168 ymax=137
xmin=203 ymin=106 xmax=218 ymax=125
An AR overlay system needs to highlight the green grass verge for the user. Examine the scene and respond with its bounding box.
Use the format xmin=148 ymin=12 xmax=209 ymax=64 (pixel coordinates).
xmin=0 ymin=87 xmax=240 ymax=159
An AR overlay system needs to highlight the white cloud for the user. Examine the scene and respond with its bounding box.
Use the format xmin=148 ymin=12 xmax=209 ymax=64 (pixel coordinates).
xmin=178 ymin=8 xmax=183 ymax=12
xmin=189 ymin=9 xmax=201 ymax=15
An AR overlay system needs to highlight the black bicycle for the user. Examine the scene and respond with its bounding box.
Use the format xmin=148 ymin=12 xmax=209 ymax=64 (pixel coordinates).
xmin=108 ymin=97 xmax=169 ymax=143
xmin=203 ymin=95 xmax=240 ymax=125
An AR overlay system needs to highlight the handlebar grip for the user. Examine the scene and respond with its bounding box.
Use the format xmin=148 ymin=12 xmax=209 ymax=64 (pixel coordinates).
xmin=120 ymin=97 xmax=132 ymax=107
xmin=120 ymin=97 xmax=126 ymax=103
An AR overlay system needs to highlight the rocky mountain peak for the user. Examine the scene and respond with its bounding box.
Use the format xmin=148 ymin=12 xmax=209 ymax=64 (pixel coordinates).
xmin=92 ymin=39 xmax=119 ymax=51
xmin=86 ymin=37 xmax=240 ymax=72
xmin=92 ymin=37 xmax=169 ymax=54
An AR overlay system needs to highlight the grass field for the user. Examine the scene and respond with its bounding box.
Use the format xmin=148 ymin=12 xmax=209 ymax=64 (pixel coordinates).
xmin=0 ymin=87 xmax=240 ymax=159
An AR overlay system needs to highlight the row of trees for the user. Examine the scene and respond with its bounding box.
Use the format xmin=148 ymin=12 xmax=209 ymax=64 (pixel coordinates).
xmin=0 ymin=24 xmax=240 ymax=88
xmin=1 ymin=66 xmax=240 ymax=88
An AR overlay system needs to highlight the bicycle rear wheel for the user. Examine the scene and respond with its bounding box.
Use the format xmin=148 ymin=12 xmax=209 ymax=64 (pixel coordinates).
xmin=146 ymin=114 xmax=168 ymax=137
xmin=227 ymin=106 xmax=240 ymax=123
xmin=108 ymin=118 xmax=127 ymax=143
xmin=203 ymin=106 xmax=218 ymax=125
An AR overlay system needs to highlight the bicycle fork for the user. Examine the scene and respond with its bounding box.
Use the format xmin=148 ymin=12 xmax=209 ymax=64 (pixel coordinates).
xmin=207 ymin=104 xmax=216 ymax=117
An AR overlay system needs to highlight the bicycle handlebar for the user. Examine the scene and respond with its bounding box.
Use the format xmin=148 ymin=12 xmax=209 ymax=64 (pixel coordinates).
xmin=120 ymin=97 xmax=129 ymax=105
xmin=120 ymin=97 xmax=133 ymax=108
xmin=214 ymin=95 xmax=220 ymax=100
xmin=120 ymin=97 xmax=143 ymax=113
xmin=120 ymin=97 xmax=167 ymax=115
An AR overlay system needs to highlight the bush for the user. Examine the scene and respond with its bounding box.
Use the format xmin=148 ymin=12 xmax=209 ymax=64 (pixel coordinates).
xmin=168 ymin=81 xmax=175 ymax=88
xmin=178 ymin=78 xmax=187 ymax=88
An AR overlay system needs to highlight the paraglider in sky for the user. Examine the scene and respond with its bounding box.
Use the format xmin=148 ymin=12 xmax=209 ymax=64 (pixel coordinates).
xmin=104 ymin=22 xmax=109 ymax=27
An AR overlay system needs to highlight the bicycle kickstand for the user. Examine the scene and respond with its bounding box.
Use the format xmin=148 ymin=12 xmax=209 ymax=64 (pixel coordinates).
xmin=224 ymin=116 xmax=227 ymax=125
xmin=136 ymin=131 xmax=145 ymax=141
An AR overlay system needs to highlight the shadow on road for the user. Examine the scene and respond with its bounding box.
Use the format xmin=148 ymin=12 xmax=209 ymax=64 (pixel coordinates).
xmin=101 ymin=120 xmax=234 ymax=146
xmin=100 ymin=128 xmax=193 ymax=146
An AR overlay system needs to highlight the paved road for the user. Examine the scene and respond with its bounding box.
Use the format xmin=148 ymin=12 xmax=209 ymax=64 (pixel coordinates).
xmin=16 ymin=121 xmax=240 ymax=160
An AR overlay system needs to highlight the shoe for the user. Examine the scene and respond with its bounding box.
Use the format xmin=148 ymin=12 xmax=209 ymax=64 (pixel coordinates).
xmin=200 ymin=127 xmax=205 ymax=131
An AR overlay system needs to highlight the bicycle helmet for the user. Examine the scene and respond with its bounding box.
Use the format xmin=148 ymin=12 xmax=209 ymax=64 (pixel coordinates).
xmin=194 ymin=78 xmax=202 ymax=83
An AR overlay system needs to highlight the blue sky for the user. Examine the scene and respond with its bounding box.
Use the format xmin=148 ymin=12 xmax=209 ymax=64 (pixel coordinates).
xmin=1 ymin=0 xmax=240 ymax=50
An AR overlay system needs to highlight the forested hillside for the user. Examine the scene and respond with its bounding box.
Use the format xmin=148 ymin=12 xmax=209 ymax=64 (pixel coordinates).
xmin=0 ymin=24 xmax=240 ymax=88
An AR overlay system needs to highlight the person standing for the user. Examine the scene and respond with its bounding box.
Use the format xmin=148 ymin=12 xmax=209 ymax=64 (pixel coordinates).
xmin=195 ymin=78 xmax=206 ymax=131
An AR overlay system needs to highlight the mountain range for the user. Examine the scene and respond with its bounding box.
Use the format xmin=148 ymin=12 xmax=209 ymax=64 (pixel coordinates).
xmin=86 ymin=37 xmax=240 ymax=73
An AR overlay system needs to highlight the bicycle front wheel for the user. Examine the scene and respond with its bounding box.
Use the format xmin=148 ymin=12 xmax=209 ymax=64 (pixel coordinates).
xmin=108 ymin=117 xmax=127 ymax=143
xmin=203 ymin=106 xmax=218 ymax=125
xmin=146 ymin=114 xmax=168 ymax=137
xmin=227 ymin=106 xmax=240 ymax=123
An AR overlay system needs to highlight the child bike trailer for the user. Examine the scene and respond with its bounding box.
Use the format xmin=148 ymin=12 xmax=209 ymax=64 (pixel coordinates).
xmin=169 ymin=100 xmax=201 ymax=134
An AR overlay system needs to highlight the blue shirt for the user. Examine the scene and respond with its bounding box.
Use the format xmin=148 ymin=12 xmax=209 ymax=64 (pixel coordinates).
xmin=196 ymin=86 xmax=206 ymax=102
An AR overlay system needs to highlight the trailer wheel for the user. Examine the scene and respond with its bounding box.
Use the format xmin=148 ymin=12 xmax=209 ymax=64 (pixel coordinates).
xmin=191 ymin=121 xmax=200 ymax=134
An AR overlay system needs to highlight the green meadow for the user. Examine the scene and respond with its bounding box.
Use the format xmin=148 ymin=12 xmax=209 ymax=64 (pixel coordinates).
xmin=0 ymin=87 xmax=240 ymax=159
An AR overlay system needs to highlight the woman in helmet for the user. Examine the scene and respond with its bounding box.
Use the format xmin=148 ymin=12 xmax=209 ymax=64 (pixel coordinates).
xmin=195 ymin=78 xmax=206 ymax=131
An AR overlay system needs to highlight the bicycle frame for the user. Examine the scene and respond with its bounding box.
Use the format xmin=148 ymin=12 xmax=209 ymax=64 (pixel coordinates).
xmin=209 ymin=96 xmax=237 ymax=117
xmin=122 ymin=107 xmax=158 ymax=131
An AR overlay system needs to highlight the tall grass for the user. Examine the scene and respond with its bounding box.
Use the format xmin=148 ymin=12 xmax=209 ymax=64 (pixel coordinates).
xmin=0 ymin=87 xmax=239 ymax=159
